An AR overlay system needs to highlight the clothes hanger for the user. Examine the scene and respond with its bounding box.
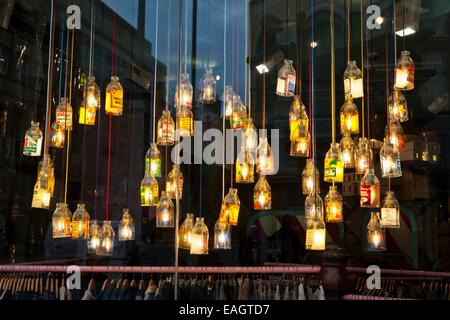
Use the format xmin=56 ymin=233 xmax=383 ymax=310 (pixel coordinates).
xmin=39 ymin=274 xmax=43 ymax=295
xmin=116 ymin=278 xmax=123 ymax=290
xmin=55 ymin=275 xmax=59 ymax=300
xmin=101 ymin=278 xmax=110 ymax=292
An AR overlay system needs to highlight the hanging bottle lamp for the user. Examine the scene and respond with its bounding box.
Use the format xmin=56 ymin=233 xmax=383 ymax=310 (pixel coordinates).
xmin=290 ymin=125 xmax=310 ymax=158
xmin=222 ymin=188 xmax=240 ymax=226
xmin=175 ymin=73 xmax=193 ymax=109
xmin=145 ymin=143 xmax=162 ymax=178
xmin=305 ymin=192 xmax=324 ymax=222
xmin=302 ymin=159 xmax=320 ymax=196
xmin=360 ymin=168 xmax=380 ymax=208
xmin=254 ymin=175 xmax=272 ymax=210
xmin=276 ymin=59 xmax=296 ymax=97
xmin=87 ymin=219 xmax=101 ymax=254
xmin=388 ymin=90 xmax=408 ymax=123
xmin=394 ymin=51 xmax=414 ymax=91
xmin=50 ymin=121 xmax=65 ymax=148
xmin=343 ymin=61 xmax=364 ymax=99
xmin=324 ymin=143 xmax=344 ymax=183
xmin=244 ymin=118 xmax=258 ymax=151
xmin=23 ymin=121 xmax=43 ymax=157
xmin=289 ymin=95 xmax=310 ymax=155
xmin=141 ymin=171 xmax=159 ymax=207
xmin=367 ymin=212 xmax=386 ymax=251
xmin=231 ymin=95 xmax=246 ymax=130
xmin=339 ymin=133 xmax=356 ymax=169
xmin=190 ymin=217 xmax=209 ymax=255
xmin=156 ymin=191 xmax=175 ymax=228
xmin=199 ymin=67 xmax=217 ymax=104
xmin=157 ymin=110 xmax=175 ymax=146
xmin=176 ymin=106 xmax=194 ymax=137
xmin=380 ymin=138 xmax=402 ymax=178
xmin=381 ymin=191 xmax=400 ymax=228
xmin=340 ymin=96 xmax=359 ymax=135
xmin=223 ymin=85 xmax=235 ymax=118
xmin=71 ymin=203 xmax=90 ymax=240
xmin=105 ymin=76 xmax=124 ymax=116
xmin=355 ymin=137 xmax=372 ymax=174
xmin=32 ymin=155 xmax=55 ymax=209
xmin=385 ymin=120 xmax=405 ymax=151
xmin=236 ymin=144 xmax=255 ymax=184
xmin=179 ymin=213 xmax=195 ymax=250
xmin=118 ymin=208 xmax=135 ymax=241
xmin=256 ymin=131 xmax=275 ymax=175
xmin=97 ymin=221 xmax=115 ymax=256
xmin=324 ymin=186 xmax=343 ymax=223
xmin=52 ymin=203 xmax=72 ymax=239
xmin=166 ymin=164 xmax=184 ymax=199
xmin=214 ymin=218 xmax=231 ymax=250
xmin=305 ymin=194 xmax=326 ymax=251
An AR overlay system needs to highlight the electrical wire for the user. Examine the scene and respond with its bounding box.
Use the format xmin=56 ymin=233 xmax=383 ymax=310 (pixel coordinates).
xmin=262 ymin=0 xmax=266 ymax=130
xmin=152 ymin=0 xmax=159 ymax=144
xmin=361 ymin=0 xmax=365 ymax=138
xmin=330 ymin=0 xmax=336 ymax=144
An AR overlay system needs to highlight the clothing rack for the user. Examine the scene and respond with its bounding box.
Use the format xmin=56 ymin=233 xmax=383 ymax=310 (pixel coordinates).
xmin=342 ymin=294 xmax=416 ymax=301
xmin=0 ymin=265 xmax=321 ymax=274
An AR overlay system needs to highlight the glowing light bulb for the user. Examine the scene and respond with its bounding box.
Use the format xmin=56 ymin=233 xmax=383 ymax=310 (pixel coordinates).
xmin=218 ymin=231 xmax=226 ymax=244
xmin=91 ymin=237 xmax=100 ymax=249
xmin=241 ymin=163 xmax=249 ymax=180
xmin=151 ymin=162 xmax=158 ymax=175
xmin=258 ymin=194 xmax=265 ymax=207
xmin=42 ymin=190 xmax=51 ymax=207
xmin=144 ymin=188 xmax=151 ymax=204
xmin=373 ymin=232 xmax=380 ymax=247
xmin=103 ymin=238 xmax=112 ymax=252
xmin=346 ymin=117 xmax=352 ymax=132
xmin=306 ymin=177 xmax=314 ymax=191
xmin=162 ymin=210 xmax=169 ymax=223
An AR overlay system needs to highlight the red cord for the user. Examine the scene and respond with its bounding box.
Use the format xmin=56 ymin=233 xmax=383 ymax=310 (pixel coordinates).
xmin=112 ymin=13 xmax=117 ymax=76
xmin=105 ymin=114 xmax=112 ymax=221
xmin=308 ymin=0 xmax=313 ymax=159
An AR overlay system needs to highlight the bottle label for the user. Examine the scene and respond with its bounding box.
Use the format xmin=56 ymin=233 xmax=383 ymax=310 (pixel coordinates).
xmin=56 ymin=110 xmax=72 ymax=130
xmin=276 ymin=78 xmax=286 ymax=94
xmin=360 ymin=184 xmax=380 ymax=207
xmin=254 ymin=192 xmax=271 ymax=210
xmin=227 ymin=204 xmax=240 ymax=226
xmin=106 ymin=89 xmax=123 ymax=114
xmin=79 ymin=107 xmax=96 ymax=125
xmin=381 ymin=208 xmax=399 ymax=227
xmin=160 ymin=122 xmax=175 ymax=143
xmin=24 ymin=134 xmax=42 ymax=156
xmin=31 ymin=183 xmax=43 ymax=208
xmin=324 ymin=159 xmax=337 ymax=178
xmin=179 ymin=117 xmax=192 ymax=136
xmin=286 ymin=73 xmax=296 ymax=94
xmin=236 ymin=163 xmax=254 ymax=183
xmin=231 ymin=115 xmax=246 ymax=130
xmin=290 ymin=120 xmax=300 ymax=141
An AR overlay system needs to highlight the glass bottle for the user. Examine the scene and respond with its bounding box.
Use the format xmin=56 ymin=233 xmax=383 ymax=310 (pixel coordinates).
xmin=175 ymin=73 xmax=193 ymax=109
xmin=385 ymin=120 xmax=405 ymax=151
xmin=55 ymin=97 xmax=73 ymax=131
xmin=325 ymin=186 xmax=344 ymax=223
xmin=50 ymin=121 xmax=65 ymax=149
xmin=214 ymin=218 xmax=231 ymax=250
xmin=340 ymin=96 xmax=359 ymax=135
xmin=367 ymin=212 xmax=386 ymax=251
xmin=199 ymin=68 xmax=216 ymax=104
xmin=179 ymin=213 xmax=195 ymax=250
xmin=222 ymin=188 xmax=240 ymax=226
xmin=381 ymin=191 xmax=400 ymax=229
xmin=71 ymin=203 xmax=90 ymax=240
xmin=141 ymin=172 xmax=159 ymax=207
xmin=166 ymin=164 xmax=184 ymax=199
xmin=190 ymin=217 xmax=209 ymax=255
xmin=244 ymin=118 xmax=258 ymax=151
xmin=157 ymin=110 xmax=175 ymax=146
xmin=236 ymin=145 xmax=255 ymax=184
xmin=256 ymin=132 xmax=275 ymax=175
xmin=23 ymin=121 xmax=43 ymax=157
xmin=343 ymin=60 xmax=364 ymax=99
xmin=394 ymin=51 xmax=414 ymax=91
xmin=380 ymin=138 xmax=402 ymax=178
xmin=289 ymin=95 xmax=309 ymax=142
xmin=302 ymin=159 xmax=320 ymax=195
xmin=156 ymin=191 xmax=175 ymax=228
xmin=360 ymin=169 xmax=380 ymax=208
xmin=231 ymin=95 xmax=246 ymax=130
xmin=339 ymin=133 xmax=356 ymax=169
xmin=145 ymin=143 xmax=162 ymax=178
xmin=324 ymin=143 xmax=344 ymax=183
xmin=52 ymin=203 xmax=72 ymax=239
xmin=388 ymin=90 xmax=409 ymax=123
xmin=305 ymin=208 xmax=326 ymax=251
xmin=356 ymin=137 xmax=372 ymax=175
xmin=290 ymin=124 xmax=310 ymax=158
xmin=118 ymin=208 xmax=135 ymax=241
xmin=276 ymin=59 xmax=296 ymax=97
xmin=97 ymin=221 xmax=115 ymax=256
xmin=87 ymin=220 xmax=101 ymax=254
xmin=253 ymin=175 xmax=272 ymax=210
xmin=105 ymin=76 xmax=124 ymax=116
xmin=222 ymin=85 xmax=235 ymax=118
xmin=79 ymin=76 xmax=100 ymax=125
xmin=176 ymin=106 xmax=194 ymax=137
xmin=305 ymin=192 xmax=324 ymax=222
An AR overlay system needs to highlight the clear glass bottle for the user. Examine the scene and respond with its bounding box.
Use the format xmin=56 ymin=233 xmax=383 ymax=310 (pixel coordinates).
xmin=156 ymin=191 xmax=175 ymax=228
xmin=105 ymin=76 xmax=124 ymax=116
xmin=176 ymin=73 xmax=193 ymax=109
xmin=166 ymin=164 xmax=184 ymax=199
xmin=190 ymin=217 xmax=209 ymax=255
xmin=118 ymin=208 xmax=135 ymax=241
xmin=87 ymin=219 xmax=101 ymax=254
xmin=179 ymin=213 xmax=195 ymax=250
xmin=157 ymin=110 xmax=175 ymax=146
xmin=324 ymin=143 xmax=344 ymax=183
xmin=367 ymin=212 xmax=386 ymax=251
xmin=140 ymin=172 xmax=159 ymax=207
xmin=276 ymin=59 xmax=296 ymax=97
xmin=340 ymin=133 xmax=356 ymax=169
xmin=214 ymin=218 xmax=231 ymax=250
xmin=236 ymin=145 xmax=255 ymax=184
xmin=79 ymin=76 xmax=100 ymax=125
xmin=222 ymin=188 xmax=240 ymax=226
xmin=50 ymin=122 xmax=65 ymax=149
xmin=302 ymin=159 xmax=320 ymax=195
xmin=388 ymin=90 xmax=409 ymax=123
xmin=381 ymin=191 xmax=400 ymax=229
xmin=340 ymin=96 xmax=359 ymax=135
xmin=222 ymin=85 xmax=235 ymax=118
xmin=289 ymin=95 xmax=309 ymax=142
xmin=325 ymin=186 xmax=343 ymax=223
xmin=305 ymin=207 xmax=326 ymax=251
xmin=71 ymin=203 xmax=90 ymax=240
xmin=244 ymin=118 xmax=258 ymax=151
xmin=290 ymin=125 xmax=310 ymax=158
xmin=55 ymin=97 xmax=73 ymax=130
xmin=23 ymin=121 xmax=43 ymax=157
xmin=256 ymin=132 xmax=275 ymax=175
xmin=343 ymin=60 xmax=364 ymax=99
xmin=360 ymin=169 xmax=380 ymax=208
xmin=356 ymin=137 xmax=372 ymax=175
xmin=385 ymin=120 xmax=405 ymax=151
xmin=52 ymin=203 xmax=72 ymax=239
xmin=253 ymin=175 xmax=272 ymax=210
xmin=176 ymin=106 xmax=194 ymax=137
xmin=145 ymin=143 xmax=162 ymax=178
xmin=199 ymin=68 xmax=216 ymax=104
xmin=380 ymin=138 xmax=402 ymax=178
xmin=97 ymin=221 xmax=115 ymax=256
xmin=305 ymin=192 xmax=324 ymax=222
xmin=231 ymin=95 xmax=246 ymax=130
xmin=394 ymin=51 xmax=414 ymax=91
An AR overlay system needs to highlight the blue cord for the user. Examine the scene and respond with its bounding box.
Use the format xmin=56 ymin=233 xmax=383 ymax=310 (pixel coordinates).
xmin=311 ymin=0 xmax=315 ymax=162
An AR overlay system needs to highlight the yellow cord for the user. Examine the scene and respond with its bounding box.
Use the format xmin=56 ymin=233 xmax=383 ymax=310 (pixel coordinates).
xmin=347 ymin=0 xmax=351 ymax=63
xmin=330 ymin=0 xmax=336 ymax=144
xmin=361 ymin=0 xmax=365 ymax=138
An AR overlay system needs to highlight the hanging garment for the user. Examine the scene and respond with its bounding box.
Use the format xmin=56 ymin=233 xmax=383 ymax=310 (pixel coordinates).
xmin=81 ymin=289 xmax=96 ymax=300
xmin=283 ymin=284 xmax=290 ymax=300
xmin=59 ymin=284 xmax=66 ymax=300
xmin=298 ymin=282 xmax=306 ymax=300
xmin=102 ymin=280 xmax=116 ymax=301
xmin=314 ymin=285 xmax=325 ymax=300
xmin=144 ymin=280 xmax=157 ymax=301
